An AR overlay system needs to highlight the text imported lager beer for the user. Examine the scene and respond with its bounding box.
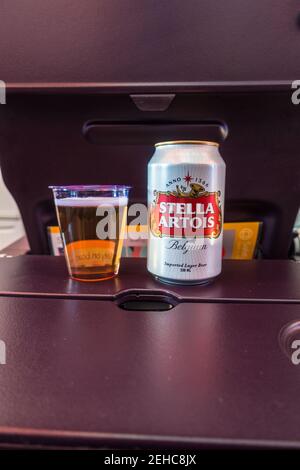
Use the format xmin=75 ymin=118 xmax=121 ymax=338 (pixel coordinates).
xmin=147 ymin=141 xmax=226 ymax=284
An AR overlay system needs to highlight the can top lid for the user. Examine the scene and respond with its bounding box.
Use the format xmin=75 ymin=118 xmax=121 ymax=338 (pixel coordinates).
xmin=155 ymin=140 xmax=219 ymax=147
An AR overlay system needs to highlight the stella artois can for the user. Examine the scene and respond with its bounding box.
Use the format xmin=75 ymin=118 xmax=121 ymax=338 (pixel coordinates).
xmin=147 ymin=140 xmax=226 ymax=284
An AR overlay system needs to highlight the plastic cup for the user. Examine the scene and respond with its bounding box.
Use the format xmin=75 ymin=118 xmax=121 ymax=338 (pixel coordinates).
xmin=50 ymin=185 xmax=130 ymax=281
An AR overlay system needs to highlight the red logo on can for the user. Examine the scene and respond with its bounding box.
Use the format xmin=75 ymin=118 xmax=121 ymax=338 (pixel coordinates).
xmin=150 ymin=183 xmax=222 ymax=239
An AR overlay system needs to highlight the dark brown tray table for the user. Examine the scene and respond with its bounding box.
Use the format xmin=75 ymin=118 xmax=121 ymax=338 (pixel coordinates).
xmin=1 ymin=257 xmax=300 ymax=303
xmin=0 ymin=256 xmax=299 ymax=449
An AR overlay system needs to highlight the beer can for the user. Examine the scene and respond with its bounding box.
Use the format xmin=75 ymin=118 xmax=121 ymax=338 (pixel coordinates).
xmin=147 ymin=140 xmax=226 ymax=284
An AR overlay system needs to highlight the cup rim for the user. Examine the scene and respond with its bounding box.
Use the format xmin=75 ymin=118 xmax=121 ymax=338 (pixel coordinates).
xmin=49 ymin=184 xmax=131 ymax=192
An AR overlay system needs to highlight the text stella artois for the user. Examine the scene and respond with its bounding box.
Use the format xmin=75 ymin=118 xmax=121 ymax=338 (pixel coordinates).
xmin=147 ymin=141 xmax=226 ymax=285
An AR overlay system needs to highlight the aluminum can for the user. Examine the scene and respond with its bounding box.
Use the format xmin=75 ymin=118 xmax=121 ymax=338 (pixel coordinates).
xmin=147 ymin=140 xmax=226 ymax=284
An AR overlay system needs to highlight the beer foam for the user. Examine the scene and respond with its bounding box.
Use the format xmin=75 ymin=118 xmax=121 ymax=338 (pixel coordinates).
xmin=55 ymin=197 xmax=128 ymax=207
